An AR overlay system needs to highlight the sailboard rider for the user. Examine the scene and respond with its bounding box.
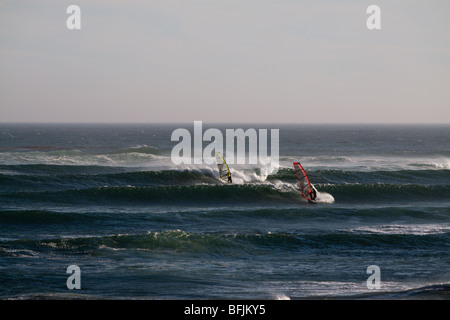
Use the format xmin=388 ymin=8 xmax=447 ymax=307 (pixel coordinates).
xmin=216 ymin=152 xmax=232 ymax=184
xmin=310 ymin=185 xmax=317 ymax=201
xmin=293 ymin=162 xmax=317 ymax=204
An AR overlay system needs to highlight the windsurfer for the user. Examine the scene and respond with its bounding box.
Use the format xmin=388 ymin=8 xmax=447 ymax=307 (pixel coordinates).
xmin=310 ymin=185 xmax=317 ymax=201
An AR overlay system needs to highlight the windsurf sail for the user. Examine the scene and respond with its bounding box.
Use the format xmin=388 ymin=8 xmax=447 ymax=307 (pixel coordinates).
xmin=215 ymin=152 xmax=232 ymax=183
xmin=293 ymin=162 xmax=315 ymax=201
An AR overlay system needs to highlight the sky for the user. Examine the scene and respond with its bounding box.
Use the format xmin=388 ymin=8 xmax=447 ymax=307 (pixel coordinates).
xmin=1 ymin=0 xmax=449 ymax=123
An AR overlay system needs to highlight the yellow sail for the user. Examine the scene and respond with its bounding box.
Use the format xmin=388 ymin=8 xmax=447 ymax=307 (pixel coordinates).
xmin=215 ymin=152 xmax=232 ymax=183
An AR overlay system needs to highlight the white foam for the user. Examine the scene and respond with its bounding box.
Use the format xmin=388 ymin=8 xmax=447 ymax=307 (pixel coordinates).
xmin=230 ymin=169 xmax=268 ymax=184
xmin=315 ymin=191 xmax=335 ymax=204
xmin=0 ymin=150 xmax=168 ymax=168
xmin=281 ymin=156 xmax=450 ymax=172
xmin=273 ymin=293 xmax=291 ymax=300
xmin=411 ymin=158 xmax=450 ymax=170
xmin=349 ymin=224 xmax=450 ymax=235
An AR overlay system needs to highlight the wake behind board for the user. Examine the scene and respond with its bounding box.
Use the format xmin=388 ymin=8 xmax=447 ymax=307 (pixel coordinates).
xmin=215 ymin=152 xmax=232 ymax=183
xmin=293 ymin=162 xmax=317 ymax=204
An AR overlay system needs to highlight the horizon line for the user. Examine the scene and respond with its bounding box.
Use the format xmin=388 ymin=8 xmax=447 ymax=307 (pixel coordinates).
xmin=0 ymin=121 xmax=449 ymax=126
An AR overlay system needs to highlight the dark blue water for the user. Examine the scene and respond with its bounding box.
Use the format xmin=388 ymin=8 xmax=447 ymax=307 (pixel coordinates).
xmin=0 ymin=123 xmax=449 ymax=299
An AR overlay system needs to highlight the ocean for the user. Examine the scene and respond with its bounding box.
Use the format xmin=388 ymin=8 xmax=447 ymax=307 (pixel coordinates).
xmin=0 ymin=123 xmax=449 ymax=300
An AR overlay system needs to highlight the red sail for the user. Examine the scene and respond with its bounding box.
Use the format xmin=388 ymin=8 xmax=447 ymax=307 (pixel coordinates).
xmin=293 ymin=162 xmax=313 ymax=201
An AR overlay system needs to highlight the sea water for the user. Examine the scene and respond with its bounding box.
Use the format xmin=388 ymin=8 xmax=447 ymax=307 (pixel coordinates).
xmin=0 ymin=123 xmax=449 ymax=299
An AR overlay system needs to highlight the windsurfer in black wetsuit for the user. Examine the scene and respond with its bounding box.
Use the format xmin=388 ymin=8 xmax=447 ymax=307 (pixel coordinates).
xmin=310 ymin=185 xmax=317 ymax=201
xmin=228 ymin=173 xmax=232 ymax=183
